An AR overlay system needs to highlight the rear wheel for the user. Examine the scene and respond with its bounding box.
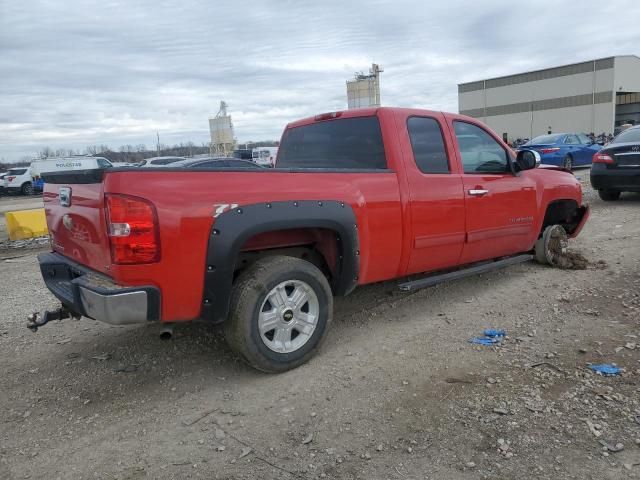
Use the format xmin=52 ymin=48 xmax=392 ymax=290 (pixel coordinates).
xmin=21 ymin=182 xmax=34 ymax=195
xmin=598 ymin=189 xmax=620 ymax=201
xmin=224 ymin=255 xmax=333 ymax=373
xmin=562 ymin=155 xmax=573 ymax=170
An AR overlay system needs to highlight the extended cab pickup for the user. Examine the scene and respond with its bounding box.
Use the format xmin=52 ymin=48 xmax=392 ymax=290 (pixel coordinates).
xmin=37 ymin=107 xmax=589 ymax=372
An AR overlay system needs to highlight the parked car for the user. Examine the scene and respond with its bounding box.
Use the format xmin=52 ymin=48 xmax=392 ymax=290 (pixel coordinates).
xmin=521 ymin=133 xmax=602 ymax=170
xmin=168 ymin=157 xmax=265 ymax=169
xmin=3 ymin=166 xmax=36 ymax=195
xmin=138 ymin=156 xmax=186 ymax=167
xmin=36 ymin=107 xmax=589 ymax=372
xmin=0 ymin=172 xmax=6 ymax=194
xmin=590 ymin=125 xmax=640 ymax=200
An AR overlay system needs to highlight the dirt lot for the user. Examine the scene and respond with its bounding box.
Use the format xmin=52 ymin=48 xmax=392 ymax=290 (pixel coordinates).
xmin=1 ymin=177 xmax=639 ymax=480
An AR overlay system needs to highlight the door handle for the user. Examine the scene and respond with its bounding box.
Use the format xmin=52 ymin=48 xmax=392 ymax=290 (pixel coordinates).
xmin=468 ymin=189 xmax=489 ymax=196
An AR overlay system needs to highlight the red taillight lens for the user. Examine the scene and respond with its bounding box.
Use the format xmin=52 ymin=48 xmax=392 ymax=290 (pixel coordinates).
xmin=540 ymin=147 xmax=560 ymax=154
xmin=593 ymin=153 xmax=614 ymax=164
xmin=7 ymin=176 xmax=16 ymax=182
xmin=105 ymin=194 xmax=160 ymax=264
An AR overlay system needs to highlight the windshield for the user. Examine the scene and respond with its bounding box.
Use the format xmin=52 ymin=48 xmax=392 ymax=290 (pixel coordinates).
xmin=612 ymin=128 xmax=640 ymax=144
xmin=527 ymin=134 xmax=562 ymax=145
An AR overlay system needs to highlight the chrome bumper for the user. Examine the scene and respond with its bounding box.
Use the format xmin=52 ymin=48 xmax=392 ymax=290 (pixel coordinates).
xmin=78 ymin=288 xmax=151 ymax=325
xmin=38 ymin=252 xmax=160 ymax=325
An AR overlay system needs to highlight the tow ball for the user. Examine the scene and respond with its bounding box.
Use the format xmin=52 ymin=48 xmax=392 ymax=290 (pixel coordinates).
xmin=27 ymin=307 xmax=81 ymax=332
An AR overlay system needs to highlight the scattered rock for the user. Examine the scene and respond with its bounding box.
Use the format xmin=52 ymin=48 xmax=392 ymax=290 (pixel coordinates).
xmin=465 ymin=461 xmax=476 ymax=468
xmin=239 ymin=447 xmax=252 ymax=459
xmin=301 ymin=433 xmax=313 ymax=445
xmin=493 ymin=408 xmax=509 ymax=415
xmin=214 ymin=428 xmax=225 ymax=440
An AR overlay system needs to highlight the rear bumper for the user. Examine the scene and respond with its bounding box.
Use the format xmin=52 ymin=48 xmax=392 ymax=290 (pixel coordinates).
xmin=590 ymin=165 xmax=640 ymax=192
xmin=38 ymin=252 xmax=160 ymax=325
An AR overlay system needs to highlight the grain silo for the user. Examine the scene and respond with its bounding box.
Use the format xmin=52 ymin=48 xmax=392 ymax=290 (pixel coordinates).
xmin=209 ymin=101 xmax=236 ymax=156
xmin=346 ymin=64 xmax=383 ymax=109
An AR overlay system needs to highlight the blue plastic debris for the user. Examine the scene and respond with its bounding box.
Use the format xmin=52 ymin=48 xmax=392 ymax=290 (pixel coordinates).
xmin=589 ymin=364 xmax=621 ymax=376
xmin=469 ymin=336 xmax=501 ymax=346
xmin=483 ymin=329 xmax=506 ymax=338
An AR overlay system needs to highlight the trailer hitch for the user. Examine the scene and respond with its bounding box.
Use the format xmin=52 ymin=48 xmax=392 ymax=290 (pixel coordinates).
xmin=27 ymin=306 xmax=80 ymax=332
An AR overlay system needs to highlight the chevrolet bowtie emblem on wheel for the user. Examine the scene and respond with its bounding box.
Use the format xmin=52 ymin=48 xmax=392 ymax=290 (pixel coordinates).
xmin=59 ymin=187 xmax=71 ymax=207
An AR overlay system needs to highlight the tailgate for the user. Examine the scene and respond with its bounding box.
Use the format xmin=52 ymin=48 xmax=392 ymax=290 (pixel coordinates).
xmin=43 ymin=169 xmax=112 ymax=274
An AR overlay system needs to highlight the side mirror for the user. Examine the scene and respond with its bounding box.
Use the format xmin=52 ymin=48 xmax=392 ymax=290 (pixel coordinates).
xmin=515 ymin=149 xmax=540 ymax=171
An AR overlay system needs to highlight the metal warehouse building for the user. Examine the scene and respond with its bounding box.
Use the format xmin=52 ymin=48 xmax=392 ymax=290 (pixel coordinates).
xmin=458 ymin=55 xmax=640 ymax=142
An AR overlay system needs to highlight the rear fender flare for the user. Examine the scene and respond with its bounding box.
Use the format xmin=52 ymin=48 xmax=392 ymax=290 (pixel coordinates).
xmin=201 ymin=200 xmax=359 ymax=323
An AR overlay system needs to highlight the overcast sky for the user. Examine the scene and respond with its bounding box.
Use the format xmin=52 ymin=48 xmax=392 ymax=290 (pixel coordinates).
xmin=1 ymin=0 xmax=639 ymax=162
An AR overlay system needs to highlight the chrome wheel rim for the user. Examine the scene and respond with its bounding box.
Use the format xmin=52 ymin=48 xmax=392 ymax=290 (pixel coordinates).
xmin=258 ymin=280 xmax=319 ymax=353
xmin=563 ymin=157 xmax=572 ymax=170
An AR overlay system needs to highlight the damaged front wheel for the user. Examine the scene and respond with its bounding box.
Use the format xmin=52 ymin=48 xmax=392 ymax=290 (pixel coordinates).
xmin=534 ymin=224 xmax=588 ymax=269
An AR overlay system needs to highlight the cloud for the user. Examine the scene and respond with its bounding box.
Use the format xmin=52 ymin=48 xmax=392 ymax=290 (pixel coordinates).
xmin=1 ymin=0 xmax=639 ymax=161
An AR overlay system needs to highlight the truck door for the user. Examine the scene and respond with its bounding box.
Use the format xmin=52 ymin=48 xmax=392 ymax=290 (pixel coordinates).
xmin=397 ymin=113 xmax=466 ymax=275
xmin=450 ymin=120 xmax=537 ymax=264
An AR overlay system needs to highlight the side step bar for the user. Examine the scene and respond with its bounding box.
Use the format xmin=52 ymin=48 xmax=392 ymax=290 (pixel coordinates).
xmin=398 ymin=254 xmax=534 ymax=292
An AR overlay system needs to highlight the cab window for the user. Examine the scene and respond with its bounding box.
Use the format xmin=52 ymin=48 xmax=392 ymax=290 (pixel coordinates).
xmin=407 ymin=117 xmax=450 ymax=173
xmin=453 ymin=121 xmax=509 ymax=174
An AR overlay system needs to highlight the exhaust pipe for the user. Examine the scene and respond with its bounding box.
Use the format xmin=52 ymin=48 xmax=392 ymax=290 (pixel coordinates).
xmin=159 ymin=324 xmax=174 ymax=340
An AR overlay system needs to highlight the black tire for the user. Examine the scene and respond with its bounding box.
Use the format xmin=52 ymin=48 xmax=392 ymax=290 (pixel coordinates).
xmin=224 ymin=255 xmax=333 ymax=373
xmin=21 ymin=182 xmax=34 ymax=195
xmin=598 ymin=190 xmax=621 ymax=201
xmin=562 ymin=155 xmax=573 ymax=171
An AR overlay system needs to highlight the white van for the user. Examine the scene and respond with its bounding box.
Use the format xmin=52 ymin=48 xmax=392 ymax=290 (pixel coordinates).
xmin=3 ymin=157 xmax=113 ymax=195
xmin=31 ymin=156 xmax=113 ymax=176
xmin=251 ymin=147 xmax=278 ymax=167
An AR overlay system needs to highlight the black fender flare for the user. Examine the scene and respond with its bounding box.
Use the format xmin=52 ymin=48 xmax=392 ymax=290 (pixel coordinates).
xmin=201 ymin=200 xmax=360 ymax=323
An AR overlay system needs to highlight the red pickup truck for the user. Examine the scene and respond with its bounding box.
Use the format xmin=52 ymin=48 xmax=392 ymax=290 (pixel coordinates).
xmin=36 ymin=107 xmax=589 ymax=372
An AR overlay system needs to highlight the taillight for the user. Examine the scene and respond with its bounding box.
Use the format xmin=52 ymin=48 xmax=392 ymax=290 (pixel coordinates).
xmin=105 ymin=194 xmax=160 ymax=264
xmin=540 ymin=147 xmax=560 ymax=154
xmin=593 ymin=153 xmax=614 ymax=164
xmin=7 ymin=176 xmax=15 ymax=182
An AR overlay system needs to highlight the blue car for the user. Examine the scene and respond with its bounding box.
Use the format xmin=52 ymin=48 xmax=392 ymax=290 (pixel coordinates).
xmin=522 ymin=133 xmax=602 ymax=170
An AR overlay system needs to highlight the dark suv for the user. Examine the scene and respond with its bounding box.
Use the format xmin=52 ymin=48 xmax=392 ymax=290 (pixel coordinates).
xmin=590 ymin=125 xmax=640 ymax=200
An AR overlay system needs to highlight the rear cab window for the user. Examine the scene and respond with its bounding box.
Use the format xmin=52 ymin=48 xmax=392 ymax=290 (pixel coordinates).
xmin=277 ymin=116 xmax=387 ymax=169
xmin=407 ymin=117 xmax=450 ymax=173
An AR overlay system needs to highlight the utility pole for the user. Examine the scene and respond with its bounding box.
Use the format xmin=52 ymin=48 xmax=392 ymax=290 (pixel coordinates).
xmin=156 ymin=131 xmax=161 ymax=157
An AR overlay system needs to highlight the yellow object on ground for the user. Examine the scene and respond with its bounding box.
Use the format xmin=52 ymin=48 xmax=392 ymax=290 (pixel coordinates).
xmin=5 ymin=208 xmax=48 ymax=241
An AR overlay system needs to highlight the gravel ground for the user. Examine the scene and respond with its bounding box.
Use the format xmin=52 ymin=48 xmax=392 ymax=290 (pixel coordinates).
xmin=1 ymin=178 xmax=639 ymax=480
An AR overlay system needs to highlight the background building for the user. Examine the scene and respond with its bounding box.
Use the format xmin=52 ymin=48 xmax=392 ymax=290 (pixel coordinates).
xmin=347 ymin=64 xmax=382 ymax=109
xmin=458 ymin=55 xmax=640 ymax=141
